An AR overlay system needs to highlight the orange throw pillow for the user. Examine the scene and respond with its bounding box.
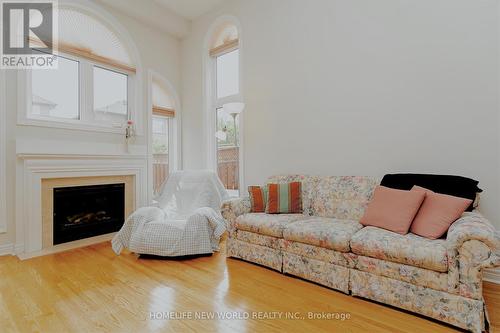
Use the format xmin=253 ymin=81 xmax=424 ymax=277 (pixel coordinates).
xmin=248 ymin=186 xmax=267 ymax=213
xmin=360 ymin=186 xmax=425 ymax=234
xmin=410 ymin=186 xmax=472 ymax=239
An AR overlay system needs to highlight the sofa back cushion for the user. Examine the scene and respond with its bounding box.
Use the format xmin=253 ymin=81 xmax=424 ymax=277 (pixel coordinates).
xmin=311 ymin=176 xmax=379 ymax=220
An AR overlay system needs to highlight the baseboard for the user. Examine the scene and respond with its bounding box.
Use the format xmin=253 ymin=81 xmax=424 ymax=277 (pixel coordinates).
xmin=0 ymin=243 xmax=14 ymax=256
xmin=14 ymin=243 xmax=24 ymax=255
xmin=484 ymin=268 xmax=500 ymax=284
xmin=17 ymin=232 xmax=116 ymax=260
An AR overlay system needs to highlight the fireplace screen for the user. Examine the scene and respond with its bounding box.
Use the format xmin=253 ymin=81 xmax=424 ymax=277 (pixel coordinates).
xmin=53 ymin=183 xmax=125 ymax=245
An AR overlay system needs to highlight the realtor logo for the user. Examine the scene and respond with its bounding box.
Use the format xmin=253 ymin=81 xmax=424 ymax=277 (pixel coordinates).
xmin=1 ymin=0 xmax=58 ymax=68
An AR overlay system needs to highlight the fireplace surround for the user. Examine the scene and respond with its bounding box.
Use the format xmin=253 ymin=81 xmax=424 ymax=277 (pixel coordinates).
xmin=41 ymin=175 xmax=136 ymax=250
xmin=16 ymin=154 xmax=148 ymax=258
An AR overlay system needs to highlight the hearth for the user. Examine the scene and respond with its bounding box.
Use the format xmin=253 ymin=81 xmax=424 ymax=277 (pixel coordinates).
xmin=53 ymin=183 xmax=125 ymax=245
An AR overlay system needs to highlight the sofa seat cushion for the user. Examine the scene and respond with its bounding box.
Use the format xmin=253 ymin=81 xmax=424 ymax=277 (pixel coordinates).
xmin=235 ymin=213 xmax=308 ymax=238
xmin=283 ymin=218 xmax=362 ymax=252
xmin=350 ymin=226 xmax=448 ymax=272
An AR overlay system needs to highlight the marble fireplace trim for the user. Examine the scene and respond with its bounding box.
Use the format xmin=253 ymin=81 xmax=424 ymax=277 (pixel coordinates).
xmin=42 ymin=175 xmax=136 ymax=249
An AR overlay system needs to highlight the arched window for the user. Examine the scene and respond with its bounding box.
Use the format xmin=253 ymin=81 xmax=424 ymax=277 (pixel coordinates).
xmin=206 ymin=18 xmax=243 ymax=197
xmin=151 ymin=77 xmax=176 ymax=195
xmin=21 ymin=3 xmax=141 ymax=133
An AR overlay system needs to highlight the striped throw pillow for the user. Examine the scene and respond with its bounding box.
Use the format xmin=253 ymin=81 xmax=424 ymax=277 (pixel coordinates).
xmin=266 ymin=182 xmax=303 ymax=214
xmin=248 ymin=186 xmax=267 ymax=212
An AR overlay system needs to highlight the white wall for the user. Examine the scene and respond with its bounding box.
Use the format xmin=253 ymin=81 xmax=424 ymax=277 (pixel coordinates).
xmin=0 ymin=0 xmax=183 ymax=249
xmin=181 ymin=0 xmax=500 ymax=227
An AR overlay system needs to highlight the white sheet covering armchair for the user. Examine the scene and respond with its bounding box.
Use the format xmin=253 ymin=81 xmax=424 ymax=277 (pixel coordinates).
xmin=112 ymin=170 xmax=229 ymax=256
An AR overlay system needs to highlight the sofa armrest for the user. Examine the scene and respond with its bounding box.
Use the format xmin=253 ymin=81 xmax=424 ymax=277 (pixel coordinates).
xmin=221 ymin=197 xmax=251 ymax=236
xmin=447 ymin=212 xmax=499 ymax=262
xmin=446 ymin=212 xmax=500 ymax=299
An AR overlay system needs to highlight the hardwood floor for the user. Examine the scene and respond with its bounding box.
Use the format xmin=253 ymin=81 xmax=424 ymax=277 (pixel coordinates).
xmin=0 ymin=242 xmax=498 ymax=333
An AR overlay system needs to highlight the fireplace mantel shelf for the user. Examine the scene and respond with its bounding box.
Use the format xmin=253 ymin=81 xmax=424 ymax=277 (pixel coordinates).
xmin=17 ymin=153 xmax=147 ymax=160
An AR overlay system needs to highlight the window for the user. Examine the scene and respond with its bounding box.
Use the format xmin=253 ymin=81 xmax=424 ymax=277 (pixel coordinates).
xmin=31 ymin=54 xmax=80 ymax=120
xmin=151 ymin=79 xmax=175 ymax=195
xmin=28 ymin=51 xmax=132 ymax=128
xmin=152 ymin=116 xmax=169 ymax=194
xmin=207 ymin=20 xmax=243 ymax=197
xmin=216 ymin=108 xmax=240 ymax=194
xmin=93 ymin=66 xmax=128 ymax=122
xmin=21 ymin=6 xmax=137 ymax=132
xmin=216 ymin=49 xmax=239 ymax=99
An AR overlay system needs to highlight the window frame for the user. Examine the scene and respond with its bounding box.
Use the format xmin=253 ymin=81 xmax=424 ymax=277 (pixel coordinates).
xmin=0 ymin=69 xmax=6 ymax=233
xmin=206 ymin=21 xmax=244 ymax=197
xmin=18 ymin=50 xmax=137 ymax=134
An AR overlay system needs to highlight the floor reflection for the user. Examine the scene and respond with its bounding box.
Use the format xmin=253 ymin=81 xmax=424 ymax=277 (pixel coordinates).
xmin=148 ymin=285 xmax=175 ymax=331
xmin=214 ymin=266 xmax=248 ymax=333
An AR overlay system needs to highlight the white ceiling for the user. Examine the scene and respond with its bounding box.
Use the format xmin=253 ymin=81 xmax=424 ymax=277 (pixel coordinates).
xmin=154 ymin=0 xmax=227 ymax=20
xmin=96 ymin=0 xmax=191 ymax=38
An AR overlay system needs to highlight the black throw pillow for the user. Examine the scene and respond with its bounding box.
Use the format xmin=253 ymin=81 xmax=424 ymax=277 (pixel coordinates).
xmin=380 ymin=173 xmax=481 ymax=212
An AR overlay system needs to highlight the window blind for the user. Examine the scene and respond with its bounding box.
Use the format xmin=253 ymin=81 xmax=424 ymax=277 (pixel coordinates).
xmin=152 ymin=106 xmax=175 ymax=118
xmin=209 ymin=38 xmax=239 ymax=57
xmin=209 ymin=22 xmax=239 ymax=57
xmin=30 ymin=7 xmax=135 ymax=72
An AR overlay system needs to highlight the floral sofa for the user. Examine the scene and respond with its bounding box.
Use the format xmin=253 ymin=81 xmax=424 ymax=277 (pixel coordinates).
xmin=221 ymin=175 xmax=500 ymax=332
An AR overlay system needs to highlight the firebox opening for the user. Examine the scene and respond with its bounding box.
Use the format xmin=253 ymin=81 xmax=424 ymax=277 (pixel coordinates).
xmin=53 ymin=183 xmax=125 ymax=245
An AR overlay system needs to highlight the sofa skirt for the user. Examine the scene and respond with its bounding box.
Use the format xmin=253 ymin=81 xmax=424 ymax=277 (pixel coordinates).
xmin=283 ymin=252 xmax=350 ymax=293
xmin=226 ymin=237 xmax=283 ymax=271
xmin=350 ymin=269 xmax=485 ymax=333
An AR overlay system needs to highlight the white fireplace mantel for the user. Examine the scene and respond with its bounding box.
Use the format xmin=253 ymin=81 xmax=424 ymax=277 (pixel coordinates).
xmin=16 ymin=153 xmax=148 ymax=256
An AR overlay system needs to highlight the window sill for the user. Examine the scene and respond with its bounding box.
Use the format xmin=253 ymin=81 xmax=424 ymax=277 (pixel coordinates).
xmin=226 ymin=189 xmax=240 ymax=198
xmin=18 ymin=116 xmax=142 ymax=135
